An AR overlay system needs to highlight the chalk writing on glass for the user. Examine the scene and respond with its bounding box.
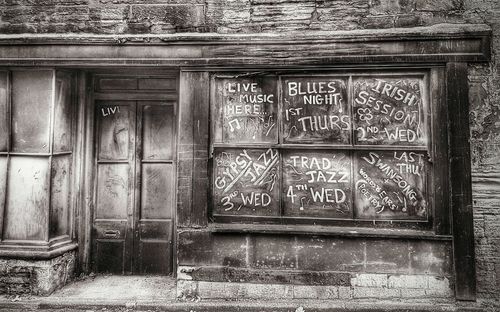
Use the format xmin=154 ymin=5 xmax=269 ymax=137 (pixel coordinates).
xmin=213 ymin=148 xmax=280 ymax=216
xmin=354 ymin=151 xmax=427 ymax=220
xmin=353 ymin=77 xmax=426 ymax=146
xmin=282 ymin=151 xmax=352 ymax=218
xmin=101 ymin=106 xmax=120 ymax=117
xmin=282 ymin=77 xmax=350 ymax=144
xmin=216 ymin=77 xmax=277 ymax=143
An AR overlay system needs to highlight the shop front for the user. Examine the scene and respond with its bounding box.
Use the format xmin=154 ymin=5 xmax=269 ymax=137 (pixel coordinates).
xmin=0 ymin=24 xmax=491 ymax=301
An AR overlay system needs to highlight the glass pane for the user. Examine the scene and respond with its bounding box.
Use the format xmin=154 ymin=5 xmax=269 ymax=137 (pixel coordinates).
xmin=282 ymin=150 xmax=352 ymax=218
xmin=53 ymin=71 xmax=73 ymax=153
xmin=142 ymin=104 xmax=174 ymax=160
xmin=96 ymin=164 xmax=129 ymax=219
xmin=4 ymin=157 xmax=49 ymax=240
xmin=353 ymin=76 xmax=427 ymax=146
xmin=213 ymin=148 xmax=280 ymax=216
xmin=282 ymin=76 xmax=350 ymax=144
xmin=214 ymin=76 xmax=278 ymax=144
xmin=50 ymin=155 xmax=71 ymax=238
xmin=141 ymin=163 xmax=173 ymax=219
xmin=0 ymin=72 xmax=8 ymax=152
xmin=354 ymin=151 xmax=428 ymax=220
xmin=98 ymin=103 xmax=130 ymax=160
xmin=11 ymin=70 xmax=52 ymax=153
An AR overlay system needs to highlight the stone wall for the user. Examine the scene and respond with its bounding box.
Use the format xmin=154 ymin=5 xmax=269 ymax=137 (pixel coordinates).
xmin=0 ymin=251 xmax=76 ymax=295
xmin=0 ymin=0 xmax=496 ymax=34
xmin=0 ymin=0 xmax=498 ymax=307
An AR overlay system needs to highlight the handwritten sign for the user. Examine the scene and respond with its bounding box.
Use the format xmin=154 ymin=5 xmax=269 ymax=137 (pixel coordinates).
xmin=353 ymin=77 xmax=427 ymax=145
xmin=282 ymin=77 xmax=350 ymax=144
xmin=214 ymin=77 xmax=277 ymax=143
xmin=213 ymin=148 xmax=280 ymax=216
xmin=101 ymin=106 xmax=120 ymax=117
xmin=282 ymin=151 xmax=352 ymax=218
xmin=354 ymin=151 xmax=428 ymax=220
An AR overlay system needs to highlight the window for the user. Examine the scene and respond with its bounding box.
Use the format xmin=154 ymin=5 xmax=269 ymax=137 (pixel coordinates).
xmin=210 ymin=70 xmax=435 ymax=228
xmin=0 ymin=69 xmax=75 ymax=243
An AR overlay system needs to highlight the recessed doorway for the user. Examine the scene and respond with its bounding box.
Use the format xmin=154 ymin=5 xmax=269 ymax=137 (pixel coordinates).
xmin=90 ymin=72 xmax=177 ymax=275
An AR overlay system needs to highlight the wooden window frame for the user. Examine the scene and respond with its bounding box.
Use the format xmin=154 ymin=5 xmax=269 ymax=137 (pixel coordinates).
xmin=0 ymin=68 xmax=78 ymax=258
xmin=207 ymin=66 xmax=448 ymax=235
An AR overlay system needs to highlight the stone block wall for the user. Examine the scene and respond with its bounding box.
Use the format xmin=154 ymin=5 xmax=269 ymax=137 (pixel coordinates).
xmin=0 ymin=251 xmax=76 ymax=295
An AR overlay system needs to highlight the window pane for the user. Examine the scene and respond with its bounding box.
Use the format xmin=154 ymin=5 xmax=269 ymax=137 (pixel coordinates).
xmin=4 ymin=157 xmax=49 ymax=240
xmin=213 ymin=148 xmax=280 ymax=216
xmin=11 ymin=70 xmax=52 ymax=153
xmin=0 ymin=71 xmax=8 ymax=152
xmin=282 ymin=150 xmax=352 ymax=218
xmin=53 ymin=71 xmax=73 ymax=153
xmin=353 ymin=151 xmax=428 ymax=220
xmin=282 ymin=76 xmax=350 ymax=144
xmin=213 ymin=76 xmax=277 ymax=144
xmin=50 ymin=155 xmax=71 ymax=238
xmin=353 ymin=76 xmax=427 ymax=146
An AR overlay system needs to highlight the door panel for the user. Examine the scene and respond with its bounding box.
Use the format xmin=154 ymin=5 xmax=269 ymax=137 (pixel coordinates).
xmin=98 ymin=103 xmax=131 ymax=160
xmin=92 ymin=93 xmax=175 ymax=275
xmin=142 ymin=104 xmax=174 ymax=160
xmin=96 ymin=240 xmax=125 ymax=274
xmin=93 ymin=101 xmax=135 ymax=274
xmin=135 ymin=101 xmax=175 ymax=274
xmin=141 ymin=163 xmax=173 ymax=219
xmin=96 ymin=164 xmax=129 ymax=219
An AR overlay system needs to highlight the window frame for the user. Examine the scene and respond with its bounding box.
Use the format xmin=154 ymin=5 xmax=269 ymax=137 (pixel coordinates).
xmin=208 ymin=66 xmax=449 ymax=234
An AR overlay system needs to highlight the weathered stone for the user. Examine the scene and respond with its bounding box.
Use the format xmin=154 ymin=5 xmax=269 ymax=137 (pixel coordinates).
xmin=387 ymin=274 xmax=429 ymax=289
xmin=292 ymin=285 xmax=338 ymax=299
xmin=0 ymin=251 xmax=76 ymax=295
xmin=353 ymin=286 xmax=401 ymax=298
xmin=415 ymin=0 xmax=459 ymax=12
xmin=351 ymin=273 xmax=388 ymax=288
xmin=253 ymin=235 xmax=296 ymax=269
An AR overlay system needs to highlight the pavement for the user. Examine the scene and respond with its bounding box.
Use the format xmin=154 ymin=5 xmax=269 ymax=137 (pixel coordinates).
xmin=0 ymin=276 xmax=496 ymax=312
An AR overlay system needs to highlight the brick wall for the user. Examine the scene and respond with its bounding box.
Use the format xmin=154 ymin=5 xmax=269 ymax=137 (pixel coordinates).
xmin=0 ymin=0 xmax=498 ymax=307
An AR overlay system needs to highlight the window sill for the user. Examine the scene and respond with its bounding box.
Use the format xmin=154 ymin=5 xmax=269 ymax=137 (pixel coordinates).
xmin=209 ymin=223 xmax=452 ymax=241
xmin=0 ymin=239 xmax=77 ymax=260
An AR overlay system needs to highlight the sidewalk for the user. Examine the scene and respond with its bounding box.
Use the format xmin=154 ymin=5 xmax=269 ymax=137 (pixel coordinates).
xmin=0 ymin=276 xmax=494 ymax=312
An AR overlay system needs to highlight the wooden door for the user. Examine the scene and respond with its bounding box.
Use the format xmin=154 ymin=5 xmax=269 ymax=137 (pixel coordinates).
xmin=92 ymin=99 xmax=175 ymax=275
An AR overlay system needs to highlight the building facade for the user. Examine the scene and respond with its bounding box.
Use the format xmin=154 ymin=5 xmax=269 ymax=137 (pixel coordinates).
xmin=0 ymin=1 xmax=498 ymax=310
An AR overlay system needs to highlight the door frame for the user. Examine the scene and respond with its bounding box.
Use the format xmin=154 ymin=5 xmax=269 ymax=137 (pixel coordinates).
xmin=75 ymin=68 xmax=179 ymax=276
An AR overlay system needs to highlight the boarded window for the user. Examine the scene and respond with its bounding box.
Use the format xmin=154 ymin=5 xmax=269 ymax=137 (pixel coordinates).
xmin=211 ymin=71 xmax=432 ymax=223
xmin=0 ymin=69 xmax=75 ymax=243
xmin=4 ymin=157 xmax=49 ymax=240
